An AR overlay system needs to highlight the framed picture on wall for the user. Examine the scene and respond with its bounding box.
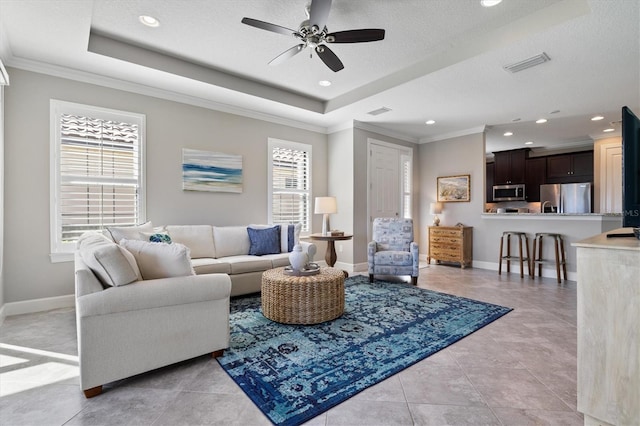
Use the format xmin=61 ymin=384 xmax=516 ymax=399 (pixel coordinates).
xmin=437 ymin=174 xmax=470 ymax=202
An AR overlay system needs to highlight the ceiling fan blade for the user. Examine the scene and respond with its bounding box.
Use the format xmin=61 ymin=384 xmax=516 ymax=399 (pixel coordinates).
xmin=241 ymin=17 xmax=298 ymax=37
xmin=315 ymin=45 xmax=344 ymax=72
xmin=309 ymin=0 xmax=332 ymax=31
xmin=327 ymin=29 xmax=385 ymax=43
xmin=269 ymin=44 xmax=306 ymax=66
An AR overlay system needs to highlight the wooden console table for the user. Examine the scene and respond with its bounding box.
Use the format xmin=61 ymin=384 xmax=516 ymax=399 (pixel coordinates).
xmin=427 ymin=226 xmax=473 ymax=268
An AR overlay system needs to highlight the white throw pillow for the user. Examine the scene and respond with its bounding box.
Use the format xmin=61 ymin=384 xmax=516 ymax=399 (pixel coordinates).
xmin=107 ymin=222 xmax=154 ymax=243
xmin=212 ymin=226 xmax=251 ymax=258
xmin=120 ymin=238 xmax=195 ymax=280
xmin=77 ymin=233 xmax=141 ymax=287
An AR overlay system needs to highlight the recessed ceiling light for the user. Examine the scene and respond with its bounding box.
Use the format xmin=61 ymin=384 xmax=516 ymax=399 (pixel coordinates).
xmin=503 ymin=132 xmax=513 ymax=136
xmin=480 ymin=0 xmax=502 ymax=7
xmin=425 ymin=120 xmax=436 ymax=125
xmin=603 ymin=128 xmax=615 ymax=132
xmin=318 ymin=80 xmax=331 ymax=87
xmin=536 ymin=118 xmax=548 ymax=124
xmin=591 ymin=115 xmax=604 ymax=121
xmin=139 ymin=15 xmax=160 ymax=27
xmin=525 ymin=141 xmax=534 ymax=145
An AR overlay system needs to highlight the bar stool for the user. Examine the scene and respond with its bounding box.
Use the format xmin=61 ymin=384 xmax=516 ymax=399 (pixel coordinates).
xmin=498 ymin=231 xmax=531 ymax=278
xmin=531 ymin=233 xmax=567 ymax=283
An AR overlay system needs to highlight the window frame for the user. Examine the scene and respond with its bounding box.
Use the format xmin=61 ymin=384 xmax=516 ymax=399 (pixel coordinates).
xmin=49 ymin=100 xmax=146 ymax=262
xmin=267 ymin=138 xmax=312 ymax=234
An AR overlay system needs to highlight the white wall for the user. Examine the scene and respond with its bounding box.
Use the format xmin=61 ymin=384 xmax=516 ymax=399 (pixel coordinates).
xmin=3 ymin=67 xmax=328 ymax=305
xmin=327 ymin=127 xmax=354 ymax=265
xmin=418 ymin=132 xmax=486 ymax=259
xmin=1 ymin=85 xmax=5 ymax=319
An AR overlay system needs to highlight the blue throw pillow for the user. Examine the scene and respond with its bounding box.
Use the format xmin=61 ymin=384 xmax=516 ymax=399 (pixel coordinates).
xmin=248 ymin=226 xmax=281 ymax=256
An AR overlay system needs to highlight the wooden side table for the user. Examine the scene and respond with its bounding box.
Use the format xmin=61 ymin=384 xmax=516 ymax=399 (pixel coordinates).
xmin=308 ymin=233 xmax=353 ymax=267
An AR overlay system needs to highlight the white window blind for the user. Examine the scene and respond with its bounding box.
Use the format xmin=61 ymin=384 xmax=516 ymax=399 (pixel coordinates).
xmin=50 ymin=101 xmax=145 ymax=258
xmin=401 ymin=154 xmax=412 ymax=219
xmin=268 ymin=139 xmax=311 ymax=232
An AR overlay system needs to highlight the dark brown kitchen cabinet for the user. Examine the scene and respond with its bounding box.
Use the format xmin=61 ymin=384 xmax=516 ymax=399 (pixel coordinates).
xmin=524 ymin=157 xmax=546 ymax=202
xmin=493 ymin=149 xmax=528 ymax=185
xmin=486 ymin=162 xmax=494 ymax=202
xmin=546 ymin=151 xmax=594 ymax=183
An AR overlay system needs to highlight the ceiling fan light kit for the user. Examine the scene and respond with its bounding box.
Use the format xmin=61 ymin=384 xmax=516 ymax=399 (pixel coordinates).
xmin=241 ymin=0 xmax=385 ymax=72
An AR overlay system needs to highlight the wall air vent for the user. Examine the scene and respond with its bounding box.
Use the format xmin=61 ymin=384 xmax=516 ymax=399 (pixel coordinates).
xmin=367 ymin=107 xmax=392 ymax=116
xmin=503 ymin=52 xmax=550 ymax=73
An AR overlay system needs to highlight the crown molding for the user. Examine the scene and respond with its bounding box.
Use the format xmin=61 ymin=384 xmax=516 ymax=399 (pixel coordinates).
xmin=419 ymin=125 xmax=486 ymax=144
xmin=5 ymin=56 xmax=329 ymax=134
xmin=353 ymin=121 xmax=419 ymax=144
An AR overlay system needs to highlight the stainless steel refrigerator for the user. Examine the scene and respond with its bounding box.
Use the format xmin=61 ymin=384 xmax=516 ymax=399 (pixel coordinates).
xmin=540 ymin=183 xmax=592 ymax=213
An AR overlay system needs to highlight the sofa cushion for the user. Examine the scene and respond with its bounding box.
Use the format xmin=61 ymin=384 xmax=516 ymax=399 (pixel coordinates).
xmin=107 ymin=222 xmax=154 ymax=243
xmin=247 ymin=226 xmax=281 ymax=255
xmin=260 ymin=252 xmax=291 ymax=268
xmin=224 ymin=255 xmax=273 ymax=274
xmin=213 ymin=226 xmax=250 ymax=258
xmin=190 ymin=258 xmax=232 ymax=275
xmin=120 ymin=239 xmax=195 ymax=280
xmin=165 ymin=225 xmax=215 ymax=259
xmin=77 ymin=233 xmax=141 ymax=287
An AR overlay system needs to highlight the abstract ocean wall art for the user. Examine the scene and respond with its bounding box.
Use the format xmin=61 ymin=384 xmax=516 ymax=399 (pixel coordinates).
xmin=182 ymin=148 xmax=243 ymax=193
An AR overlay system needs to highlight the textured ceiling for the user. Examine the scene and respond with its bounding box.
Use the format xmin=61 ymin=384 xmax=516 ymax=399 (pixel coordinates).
xmin=1 ymin=0 xmax=638 ymax=153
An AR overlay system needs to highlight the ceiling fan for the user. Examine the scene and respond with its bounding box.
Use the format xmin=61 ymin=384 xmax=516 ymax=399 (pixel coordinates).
xmin=241 ymin=0 xmax=385 ymax=72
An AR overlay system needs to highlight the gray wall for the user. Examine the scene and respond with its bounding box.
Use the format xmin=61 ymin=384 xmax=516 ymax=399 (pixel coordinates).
xmin=327 ymin=127 xmax=354 ymax=265
xmin=1 ymin=86 xmax=5 ymax=312
xmin=353 ymin=125 xmax=420 ymax=267
xmin=3 ymin=68 xmax=328 ymax=304
xmin=418 ymin=132 xmax=486 ymax=259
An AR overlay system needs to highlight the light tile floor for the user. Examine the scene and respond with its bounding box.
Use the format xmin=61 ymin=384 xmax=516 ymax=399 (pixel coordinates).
xmin=0 ymin=265 xmax=582 ymax=425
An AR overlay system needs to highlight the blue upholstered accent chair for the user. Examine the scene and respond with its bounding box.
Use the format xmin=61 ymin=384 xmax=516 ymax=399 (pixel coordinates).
xmin=368 ymin=218 xmax=419 ymax=285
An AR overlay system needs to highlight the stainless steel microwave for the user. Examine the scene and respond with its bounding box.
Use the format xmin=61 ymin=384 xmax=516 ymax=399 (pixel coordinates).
xmin=493 ymin=184 xmax=526 ymax=201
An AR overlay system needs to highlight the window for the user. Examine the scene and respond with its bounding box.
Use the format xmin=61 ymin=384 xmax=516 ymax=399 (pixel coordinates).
xmin=50 ymin=100 xmax=145 ymax=260
xmin=401 ymin=153 xmax=412 ymax=218
xmin=268 ymin=138 xmax=311 ymax=232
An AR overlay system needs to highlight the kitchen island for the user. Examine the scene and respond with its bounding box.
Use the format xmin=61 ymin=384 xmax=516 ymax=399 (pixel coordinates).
xmin=473 ymin=213 xmax=622 ymax=279
xmin=574 ymin=229 xmax=639 ymax=426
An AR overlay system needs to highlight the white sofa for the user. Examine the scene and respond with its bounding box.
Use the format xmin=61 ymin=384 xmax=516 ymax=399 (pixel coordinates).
xmin=75 ymin=235 xmax=232 ymax=398
xmin=74 ymin=223 xmax=316 ymax=397
xmin=103 ymin=223 xmax=317 ymax=296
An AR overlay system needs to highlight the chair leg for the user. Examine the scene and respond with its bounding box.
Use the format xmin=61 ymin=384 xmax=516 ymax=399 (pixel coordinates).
xmin=524 ymin=235 xmax=531 ymax=277
xmin=212 ymin=349 xmax=224 ymax=358
xmin=531 ymin=236 xmax=538 ymax=278
xmin=83 ymin=385 xmax=102 ymax=398
xmin=411 ymin=276 xmax=417 ymax=286
xmin=538 ymin=236 xmax=544 ymax=277
xmin=518 ymin=235 xmax=524 ymax=278
xmin=369 ymin=274 xmax=374 ymax=283
xmin=498 ymin=234 xmax=504 ymax=275
xmin=506 ymin=236 xmax=511 ymax=273
xmin=560 ymin=237 xmax=568 ymax=281
xmin=554 ymin=237 xmax=561 ymax=283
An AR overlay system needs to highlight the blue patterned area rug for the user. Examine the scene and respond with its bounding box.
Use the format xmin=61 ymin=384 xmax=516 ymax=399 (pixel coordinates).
xmin=217 ymin=275 xmax=512 ymax=426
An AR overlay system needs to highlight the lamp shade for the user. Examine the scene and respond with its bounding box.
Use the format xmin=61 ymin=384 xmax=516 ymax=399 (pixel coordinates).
xmin=430 ymin=202 xmax=443 ymax=215
xmin=314 ymin=196 xmax=337 ymax=214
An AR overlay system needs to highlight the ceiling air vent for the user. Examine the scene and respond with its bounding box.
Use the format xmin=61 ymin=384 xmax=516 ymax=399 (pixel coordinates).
xmin=503 ymin=52 xmax=550 ymax=74
xmin=367 ymin=107 xmax=392 ymax=116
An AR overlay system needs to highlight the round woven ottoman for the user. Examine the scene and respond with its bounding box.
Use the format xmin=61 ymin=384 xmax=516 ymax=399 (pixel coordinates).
xmin=261 ymin=267 xmax=345 ymax=325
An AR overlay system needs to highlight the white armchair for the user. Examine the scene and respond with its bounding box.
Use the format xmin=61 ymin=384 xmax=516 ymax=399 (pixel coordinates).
xmin=368 ymin=218 xmax=419 ymax=285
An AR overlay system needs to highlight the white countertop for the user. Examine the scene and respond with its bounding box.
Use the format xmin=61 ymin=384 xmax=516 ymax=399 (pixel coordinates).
xmin=573 ymin=228 xmax=640 ymax=251
xmin=481 ymin=213 xmax=622 ymax=221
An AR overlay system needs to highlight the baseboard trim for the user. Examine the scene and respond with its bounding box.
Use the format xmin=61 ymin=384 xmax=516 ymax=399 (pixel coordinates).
xmin=472 ymin=261 xmax=577 ymax=281
xmin=2 ymin=294 xmax=75 ymax=318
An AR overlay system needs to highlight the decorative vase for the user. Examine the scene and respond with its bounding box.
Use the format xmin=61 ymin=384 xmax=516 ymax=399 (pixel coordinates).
xmin=289 ymin=244 xmax=308 ymax=271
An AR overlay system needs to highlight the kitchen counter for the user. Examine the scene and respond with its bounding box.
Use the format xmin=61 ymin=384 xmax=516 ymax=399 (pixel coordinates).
xmin=574 ymin=228 xmax=639 ymax=426
xmin=482 ymin=213 xmax=622 ymax=220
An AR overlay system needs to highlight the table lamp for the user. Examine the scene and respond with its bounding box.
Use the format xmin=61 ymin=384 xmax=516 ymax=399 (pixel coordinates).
xmin=315 ymin=196 xmax=337 ymax=236
xmin=430 ymin=202 xmax=443 ymax=226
